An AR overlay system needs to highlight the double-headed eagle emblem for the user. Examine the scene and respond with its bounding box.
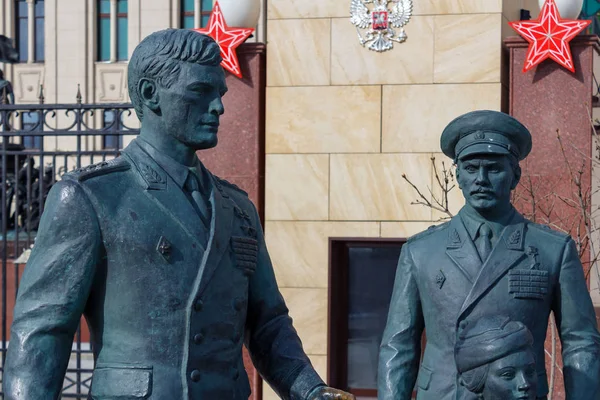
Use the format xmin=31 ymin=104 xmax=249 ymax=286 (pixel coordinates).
xmin=350 ymin=0 xmax=413 ymax=52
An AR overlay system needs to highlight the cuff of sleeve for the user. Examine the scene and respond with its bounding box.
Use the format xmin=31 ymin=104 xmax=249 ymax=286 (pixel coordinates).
xmin=289 ymin=365 xmax=325 ymax=400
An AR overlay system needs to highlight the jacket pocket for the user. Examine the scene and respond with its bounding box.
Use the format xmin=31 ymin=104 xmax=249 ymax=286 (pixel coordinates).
xmin=416 ymin=365 xmax=433 ymax=390
xmin=90 ymin=364 xmax=152 ymax=399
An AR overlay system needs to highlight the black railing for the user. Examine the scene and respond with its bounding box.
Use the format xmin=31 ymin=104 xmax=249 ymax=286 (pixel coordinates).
xmin=0 ymin=101 xmax=139 ymax=398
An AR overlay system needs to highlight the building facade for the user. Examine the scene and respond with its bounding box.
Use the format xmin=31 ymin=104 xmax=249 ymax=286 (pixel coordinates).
xmin=3 ymin=0 xmax=600 ymax=399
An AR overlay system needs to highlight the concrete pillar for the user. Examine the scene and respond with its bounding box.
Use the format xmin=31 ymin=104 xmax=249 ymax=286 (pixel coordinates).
xmin=109 ymin=0 xmax=117 ymax=62
xmin=26 ymin=0 xmax=34 ymax=63
xmin=194 ymin=0 xmax=201 ymax=28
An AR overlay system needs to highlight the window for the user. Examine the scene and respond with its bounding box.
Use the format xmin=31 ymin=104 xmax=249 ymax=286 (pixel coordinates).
xmin=117 ymin=0 xmax=127 ymax=61
xmin=98 ymin=0 xmax=110 ymax=61
xmin=15 ymin=0 xmax=27 ymax=63
xmin=21 ymin=112 xmax=41 ymax=149
xmin=102 ymin=110 xmax=122 ymax=149
xmin=180 ymin=0 xmax=213 ymax=29
xmin=97 ymin=0 xmax=128 ymax=62
xmin=14 ymin=0 xmax=44 ymax=63
xmin=328 ymin=239 xmax=407 ymax=399
xmin=35 ymin=0 xmax=44 ymax=61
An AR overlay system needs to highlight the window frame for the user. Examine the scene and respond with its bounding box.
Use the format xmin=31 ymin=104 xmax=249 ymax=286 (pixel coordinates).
xmin=15 ymin=0 xmax=28 ymax=63
xmin=327 ymin=237 xmax=408 ymax=398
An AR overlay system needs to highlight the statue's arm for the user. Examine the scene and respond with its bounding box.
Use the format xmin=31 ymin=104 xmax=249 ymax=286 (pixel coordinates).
xmin=553 ymin=238 xmax=600 ymax=399
xmin=3 ymin=179 xmax=101 ymax=399
xmin=244 ymin=207 xmax=324 ymax=400
xmin=378 ymin=243 xmax=424 ymax=400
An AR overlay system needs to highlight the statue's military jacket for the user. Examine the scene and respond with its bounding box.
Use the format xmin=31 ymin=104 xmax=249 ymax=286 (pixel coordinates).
xmin=378 ymin=210 xmax=600 ymax=400
xmin=4 ymin=139 xmax=323 ymax=400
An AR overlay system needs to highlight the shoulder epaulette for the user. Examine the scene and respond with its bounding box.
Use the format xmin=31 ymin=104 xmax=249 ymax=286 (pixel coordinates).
xmin=71 ymin=158 xmax=131 ymax=182
xmin=215 ymin=176 xmax=248 ymax=197
xmin=527 ymin=221 xmax=570 ymax=241
xmin=408 ymin=221 xmax=450 ymax=243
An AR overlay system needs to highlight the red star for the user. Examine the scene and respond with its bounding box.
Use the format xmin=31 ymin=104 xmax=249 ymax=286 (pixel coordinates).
xmin=509 ymin=0 xmax=590 ymax=73
xmin=193 ymin=1 xmax=254 ymax=78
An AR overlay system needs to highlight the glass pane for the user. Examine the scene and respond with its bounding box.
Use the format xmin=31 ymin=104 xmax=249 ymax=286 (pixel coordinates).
xmin=35 ymin=17 xmax=44 ymax=61
xmin=22 ymin=112 xmax=41 ymax=149
xmin=35 ymin=0 xmax=44 ymax=17
xmin=346 ymin=246 xmax=402 ymax=390
xmin=117 ymin=0 xmax=127 ymax=14
xmin=98 ymin=0 xmax=110 ymax=14
xmin=201 ymin=14 xmax=209 ymax=27
xmin=201 ymin=0 xmax=213 ymax=12
xmin=18 ymin=17 xmax=28 ymax=62
xmin=117 ymin=16 xmax=128 ymax=60
xmin=182 ymin=0 xmax=194 ymax=12
xmin=18 ymin=0 xmax=27 ymax=16
xmin=183 ymin=15 xmax=195 ymax=29
xmin=98 ymin=17 xmax=110 ymax=61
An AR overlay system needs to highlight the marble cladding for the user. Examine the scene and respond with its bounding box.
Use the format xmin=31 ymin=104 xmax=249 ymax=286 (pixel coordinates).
xmin=266 ymin=86 xmax=382 ymax=154
xmin=265 ymin=221 xmax=380 ymax=288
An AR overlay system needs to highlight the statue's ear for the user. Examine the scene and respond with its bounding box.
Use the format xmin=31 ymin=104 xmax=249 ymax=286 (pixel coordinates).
xmin=511 ymin=164 xmax=522 ymax=190
xmin=138 ymin=78 xmax=160 ymax=114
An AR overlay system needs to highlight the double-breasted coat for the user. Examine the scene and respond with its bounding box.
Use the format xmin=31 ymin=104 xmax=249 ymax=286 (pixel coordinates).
xmin=378 ymin=209 xmax=600 ymax=400
xmin=4 ymin=139 xmax=323 ymax=399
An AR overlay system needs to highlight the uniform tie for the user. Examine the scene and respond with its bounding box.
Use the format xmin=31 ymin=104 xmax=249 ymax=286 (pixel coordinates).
xmin=185 ymin=168 xmax=210 ymax=228
xmin=477 ymin=224 xmax=493 ymax=263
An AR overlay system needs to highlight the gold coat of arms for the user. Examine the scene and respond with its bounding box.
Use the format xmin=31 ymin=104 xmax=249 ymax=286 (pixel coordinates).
xmin=350 ymin=0 xmax=413 ymax=52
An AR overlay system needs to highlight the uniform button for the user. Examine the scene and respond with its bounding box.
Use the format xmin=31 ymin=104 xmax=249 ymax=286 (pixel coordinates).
xmin=190 ymin=370 xmax=201 ymax=382
xmin=194 ymin=299 xmax=203 ymax=312
xmin=193 ymin=333 xmax=204 ymax=344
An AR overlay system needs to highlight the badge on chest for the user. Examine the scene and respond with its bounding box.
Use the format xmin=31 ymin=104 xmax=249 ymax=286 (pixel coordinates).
xmin=508 ymin=246 xmax=548 ymax=300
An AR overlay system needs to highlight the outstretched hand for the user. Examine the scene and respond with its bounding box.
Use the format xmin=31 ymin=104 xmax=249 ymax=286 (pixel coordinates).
xmin=306 ymin=386 xmax=356 ymax=400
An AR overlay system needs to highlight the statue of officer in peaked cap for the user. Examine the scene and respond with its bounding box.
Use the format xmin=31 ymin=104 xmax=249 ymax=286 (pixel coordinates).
xmin=378 ymin=110 xmax=600 ymax=400
xmin=4 ymin=29 xmax=354 ymax=400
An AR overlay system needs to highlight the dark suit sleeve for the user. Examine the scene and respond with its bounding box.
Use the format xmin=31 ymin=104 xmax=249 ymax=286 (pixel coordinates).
xmin=553 ymin=238 xmax=600 ymax=399
xmin=3 ymin=179 xmax=101 ymax=399
xmin=378 ymin=243 xmax=424 ymax=400
xmin=244 ymin=207 xmax=324 ymax=400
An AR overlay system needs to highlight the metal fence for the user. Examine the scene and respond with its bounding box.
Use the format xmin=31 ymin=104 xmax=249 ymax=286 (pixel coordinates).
xmin=0 ymin=99 xmax=139 ymax=398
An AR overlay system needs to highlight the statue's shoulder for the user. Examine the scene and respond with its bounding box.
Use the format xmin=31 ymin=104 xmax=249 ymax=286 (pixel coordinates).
xmin=525 ymin=220 xmax=570 ymax=242
xmin=214 ymin=176 xmax=249 ymax=198
xmin=407 ymin=221 xmax=450 ymax=244
xmin=64 ymin=157 xmax=131 ymax=183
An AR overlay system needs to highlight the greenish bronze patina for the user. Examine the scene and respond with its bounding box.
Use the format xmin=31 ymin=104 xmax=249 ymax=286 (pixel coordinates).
xmin=378 ymin=110 xmax=600 ymax=400
xmin=3 ymin=29 xmax=354 ymax=400
xmin=455 ymin=316 xmax=537 ymax=400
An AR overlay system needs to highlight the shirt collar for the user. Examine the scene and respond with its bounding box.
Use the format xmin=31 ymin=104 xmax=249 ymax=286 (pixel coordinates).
xmin=459 ymin=206 xmax=515 ymax=240
xmin=136 ymin=137 xmax=200 ymax=189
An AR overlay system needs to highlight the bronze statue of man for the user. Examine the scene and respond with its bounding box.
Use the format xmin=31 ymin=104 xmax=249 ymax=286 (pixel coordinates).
xmin=4 ymin=29 xmax=354 ymax=400
xmin=378 ymin=110 xmax=600 ymax=400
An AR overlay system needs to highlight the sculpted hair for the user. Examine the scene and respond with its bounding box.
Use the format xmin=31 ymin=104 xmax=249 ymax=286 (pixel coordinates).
xmin=128 ymin=29 xmax=222 ymax=120
xmin=459 ymin=364 xmax=488 ymax=396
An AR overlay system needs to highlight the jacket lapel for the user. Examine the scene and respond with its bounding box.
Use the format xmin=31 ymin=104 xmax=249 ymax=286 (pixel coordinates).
xmin=445 ymin=217 xmax=481 ymax=283
xmin=459 ymin=214 xmax=526 ymax=319
xmin=122 ymin=140 xmax=206 ymax=247
xmin=195 ymin=173 xmax=234 ymax=297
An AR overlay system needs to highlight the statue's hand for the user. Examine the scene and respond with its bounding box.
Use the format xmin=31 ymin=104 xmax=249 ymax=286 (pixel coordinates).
xmin=306 ymin=386 xmax=356 ymax=400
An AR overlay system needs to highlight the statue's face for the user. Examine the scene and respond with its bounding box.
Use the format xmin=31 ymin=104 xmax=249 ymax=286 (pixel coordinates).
xmin=157 ymin=62 xmax=227 ymax=150
xmin=456 ymin=154 xmax=517 ymax=214
xmin=482 ymin=350 xmax=537 ymax=400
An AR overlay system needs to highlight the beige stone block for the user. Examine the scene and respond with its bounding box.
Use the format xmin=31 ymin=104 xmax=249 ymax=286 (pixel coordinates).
xmin=262 ymin=384 xmax=279 ymax=400
xmin=268 ymin=19 xmax=330 ymax=87
xmin=280 ymin=288 xmax=327 ymax=355
xmin=268 ymin=0 xmax=347 ymax=19
xmin=330 ymin=154 xmax=433 ymax=221
xmin=434 ymin=14 xmax=502 ymax=83
xmin=382 ymin=83 xmax=502 ymax=153
xmin=331 ymin=16 xmax=434 ymax=85
xmin=265 ymin=155 xmax=329 ymax=221
xmin=381 ymin=221 xmax=438 ymax=238
xmin=266 ymin=86 xmax=381 ymax=154
xmin=430 ymin=153 xmax=465 ymax=220
xmin=414 ymin=0 xmax=502 ymax=15
xmin=265 ymin=221 xmax=380 ymax=288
